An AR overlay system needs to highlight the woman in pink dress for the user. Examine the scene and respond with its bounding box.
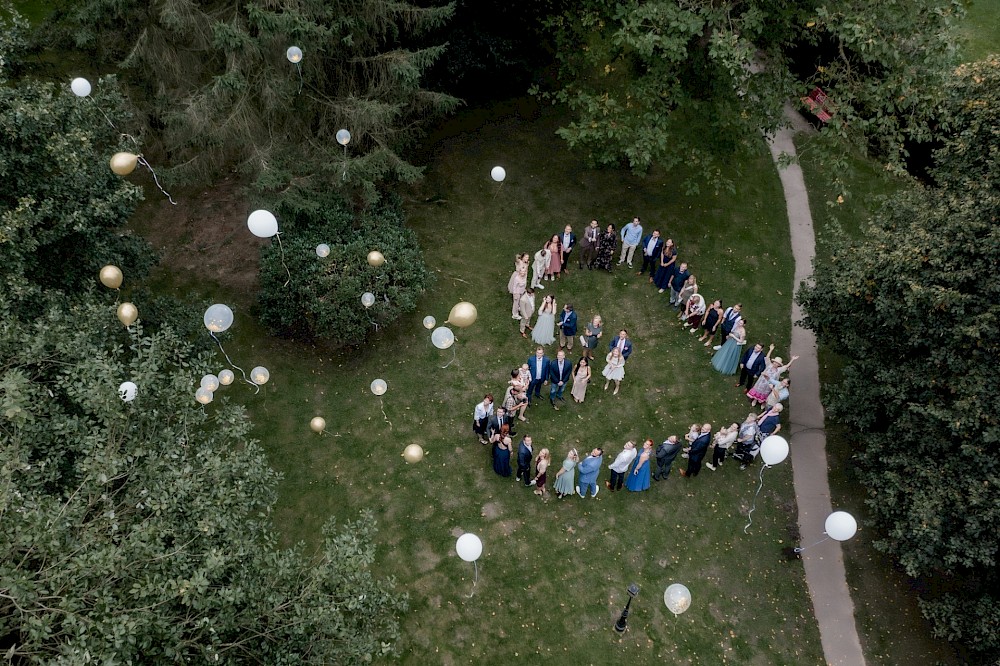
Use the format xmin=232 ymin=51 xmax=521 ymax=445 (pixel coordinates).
xmin=544 ymin=235 xmax=563 ymax=281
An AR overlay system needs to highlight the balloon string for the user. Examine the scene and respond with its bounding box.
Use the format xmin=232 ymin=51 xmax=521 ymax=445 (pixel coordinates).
xmin=492 ymin=180 xmax=505 ymax=201
xmin=136 ymin=155 xmax=177 ymax=205
xmin=466 ymin=561 xmax=478 ymax=598
xmin=342 ymin=145 xmax=348 ymax=181
xmin=275 ymin=233 xmax=292 ymax=287
xmin=209 ymin=332 xmax=258 ymax=393
xmin=794 ymin=535 xmax=830 ymax=554
xmin=441 ymin=346 xmax=457 ymax=369
xmin=87 ymin=97 xmax=117 ymax=131
xmin=296 ymin=63 xmax=303 ymax=95
xmin=743 ymin=463 xmax=769 ymax=534
xmin=379 ymin=397 xmax=393 ymax=431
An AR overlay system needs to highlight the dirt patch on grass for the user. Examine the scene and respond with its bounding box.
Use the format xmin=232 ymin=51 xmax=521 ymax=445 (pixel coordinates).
xmin=481 ymin=502 xmax=502 ymax=520
xmin=133 ymin=178 xmax=265 ymax=297
xmin=412 ymin=540 xmax=442 ymax=573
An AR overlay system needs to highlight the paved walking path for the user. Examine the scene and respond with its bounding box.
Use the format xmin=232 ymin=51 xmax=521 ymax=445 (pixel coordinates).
xmin=766 ymin=104 xmax=867 ymax=666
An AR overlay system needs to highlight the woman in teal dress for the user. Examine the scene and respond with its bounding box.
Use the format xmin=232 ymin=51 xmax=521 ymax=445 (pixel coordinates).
xmin=711 ymin=319 xmax=746 ymax=376
xmin=625 ymin=440 xmax=653 ymax=492
xmin=553 ymin=449 xmax=579 ymax=498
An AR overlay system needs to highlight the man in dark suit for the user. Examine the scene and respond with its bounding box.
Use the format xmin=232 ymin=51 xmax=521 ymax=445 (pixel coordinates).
xmin=717 ymin=303 xmax=743 ymax=347
xmin=737 ymin=342 xmax=769 ymax=390
xmin=653 ymin=435 xmax=682 ymax=480
xmin=638 ymin=230 xmax=664 ymax=279
xmin=558 ymin=303 xmax=578 ymax=351
xmin=486 ymin=407 xmax=510 ymax=445
xmin=579 ymin=219 xmax=600 ymax=269
xmin=516 ymin=435 xmax=534 ymax=486
xmin=548 ymin=350 xmax=573 ymax=409
xmin=679 ymin=424 xmax=712 ymax=478
xmin=608 ymin=329 xmax=634 ymax=360
xmin=559 ymin=224 xmax=577 ymax=272
xmin=526 ymin=347 xmax=550 ymax=406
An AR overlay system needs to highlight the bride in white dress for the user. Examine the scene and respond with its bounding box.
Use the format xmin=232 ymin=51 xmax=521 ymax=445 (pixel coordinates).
xmin=531 ymin=295 xmax=557 ymax=345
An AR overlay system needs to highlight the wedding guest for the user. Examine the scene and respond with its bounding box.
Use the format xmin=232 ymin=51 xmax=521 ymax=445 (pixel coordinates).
xmin=544 ymin=235 xmax=563 ymax=281
xmin=531 ymin=295 xmax=557 ymax=346
xmin=767 ymin=378 xmax=791 ymax=409
xmin=706 ymin=423 xmax=738 ymax=471
xmin=679 ymin=423 xmax=712 ymax=478
xmin=653 ymin=239 xmax=678 ymax=291
xmin=717 ymin=303 xmax=743 ymax=349
xmin=486 ymin=407 xmax=510 ymax=445
xmin=698 ymin=300 xmax=724 ymax=346
xmin=526 ymin=347 xmax=550 ymax=406
xmin=532 ymin=448 xmax=551 ymax=498
xmin=553 ymin=448 xmax=579 ymax=499
xmin=668 ymin=262 xmax=691 ymax=308
xmin=734 ymin=412 xmax=761 ymax=470
xmin=502 ymin=383 xmax=528 ymax=422
xmin=580 ymin=314 xmax=603 ymax=361
xmin=515 ymin=252 xmax=530 ymax=273
xmin=653 ymin=435 xmax=682 ymax=480
xmin=682 ymin=293 xmax=706 ymax=330
xmin=547 ymin=349 xmax=573 ymax=410
xmin=576 ymin=448 xmax=604 ymax=498
xmin=758 ymin=403 xmax=784 ymax=437
xmin=517 ymin=287 xmax=536 ymax=338
xmin=618 ymin=217 xmax=643 ymax=268
xmin=515 ymin=363 xmax=532 ymax=396
xmin=472 ymin=394 xmax=494 ymax=444
xmin=606 ymin=441 xmax=637 ymax=492
xmin=516 ymin=435 xmax=534 ymax=486
xmin=592 ymin=223 xmax=617 ymax=271
xmin=559 ymin=225 xmax=576 ymax=273
xmin=531 ymin=244 xmax=551 ymax=290
xmin=579 ymin=220 xmax=600 ymax=269
xmin=558 ymin=303 xmax=578 ymax=351
xmin=711 ymin=319 xmax=747 ymax=375
xmin=747 ymin=352 xmax=799 ymax=407
xmin=493 ymin=436 xmax=513 ymax=477
xmin=625 ymin=439 xmax=653 ymax=492
xmin=608 ymin=329 xmax=634 ymax=359
xmin=737 ymin=343 xmax=768 ymax=391
xmin=507 ymin=265 xmax=528 ymax=320
xmin=676 ymin=275 xmax=698 ymax=313
xmin=570 ymin=357 xmax=592 ymax=404
xmin=638 ymin=229 xmax=664 ymax=278
xmin=602 ymin=347 xmax=626 ymax=395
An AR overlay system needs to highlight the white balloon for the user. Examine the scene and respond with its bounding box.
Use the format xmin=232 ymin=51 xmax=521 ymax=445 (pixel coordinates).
xmin=431 ymin=326 xmax=455 ymax=350
xmin=286 ymin=46 xmax=303 ymax=63
xmin=218 ymin=369 xmax=235 ymax=386
xmin=204 ymin=304 xmax=234 ymax=333
xmin=825 ymin=511 xmax=858 ymax=542
xmin=422 ymin=315 xmax=436 ymax=330
xmin=336 ymin=129 xmax=351 ymax=146
xmin=201 ymin=374 xmax=220 ymax=392
xmin=361 ymin=292 xmax=376 ymax=308
xmin=370 ymin=379 xmax=387 ymax=396
xmin=195 ymin=387 xmax=214 ymax=405
xmin=118 ymin=381 xmax=137 ymax=402
xmin=759 ymin=435 xmax=789 ymax=466
xmin=71 ymin=77 xmax=91 ymax=97
xmin=316 ymin=243 xmax=330 ymax=257
xmin=251 ymin=366 xmax=270 ymax=386
xmin=490 ymin=166 xmax=506 ymax=182
xmin=456 ymin=533 xmax=483 ymax=562
xmin=663 ymin=583 xmax=692 ymax=615
xmin=247 ymin=209 xmax=279 ymax=238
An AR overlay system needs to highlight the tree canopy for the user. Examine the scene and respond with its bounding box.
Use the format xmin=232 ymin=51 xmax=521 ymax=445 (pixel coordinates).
xmin=798 ymin=55 xmax=1000 ymax=658
xmin=48 ymin=0 xmax=460 ymax=202
xmin=532 ymin=0 xmax=963 ymax=192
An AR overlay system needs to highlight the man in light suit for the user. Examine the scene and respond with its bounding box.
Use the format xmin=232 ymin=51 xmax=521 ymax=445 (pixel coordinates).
xmin=558 ymin=303 xmax=578 ymax=350
xmin=737 ymin=342 xmax=768 ymax=390
xmin=526 ymin=347 xmax=550 ymax=406
xmin=559 ymin=224 xmax=576 ymax=273
xmin=638 ymin=229 xmax=663 ymax=279
xmin=579 ymin=220 xmax=600 ymax=269
xmin=518 ymin=288 xmax=536 ymax=338
xmin=608 ymin=329 xmax=634 ymax=360
xmin=576 ymin=448 xmax=604 ymax=498
xmin=548 ymin=350 xmax=573 ymax=409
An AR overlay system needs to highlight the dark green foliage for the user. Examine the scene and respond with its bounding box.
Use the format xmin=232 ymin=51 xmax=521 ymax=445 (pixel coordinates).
xmin=0 ymin=295 xmax=408 ymax=663
xmin=798 ymin=56 xmax=1000 ymax=659
xmin=257 ymin=192 xmax=431 ymax=344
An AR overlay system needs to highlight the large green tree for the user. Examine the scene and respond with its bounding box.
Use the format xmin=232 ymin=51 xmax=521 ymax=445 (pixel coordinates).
xmin=0 ymin=295 xmax=407 ymax=663
xmin=48 ymin=0 xmax=459 ymax=201
xmin=532 ymin=0 xmax=963 ymax=192
xmin=798 ymin=56 xmax=1000 ymax=658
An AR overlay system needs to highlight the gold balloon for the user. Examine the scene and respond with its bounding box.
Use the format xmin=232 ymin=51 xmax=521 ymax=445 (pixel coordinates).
xmin=99 ymin=265 xmax=123 ymax=289
xmin=446 ymin=301 xmax=478 ymax=328
xmin=110 ymin=152 xmax=138 ymax=176
xmin=367 ymin=250 xmax=386 ymax=267
xmin=310 ymin=417 xmax=326 ymax=433
xmin=402 ymin=444 xmax=424 ymax=463
xmin=117 ymin=302 xmax=138 ymax=327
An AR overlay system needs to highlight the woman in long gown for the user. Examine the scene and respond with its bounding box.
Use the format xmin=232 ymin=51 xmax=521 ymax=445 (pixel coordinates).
xmin=570 ymin=358 xmax=591 ymax=403
xmin=531 ymin=295 xmax=557 ymax=345
xmin=591 ymin=224 xmax=617 ymax=271
xmin=544 ymin=235 xmax=563 ymax=281
xmin=653 ymin=239 xmax=678 ymax=291
xmin=493 ymin=436 xmax=512 ymax=477
xmin=553 ymin=449 xmax=579 ymax=498
xmin=602 ymin=347 xmax=626 ymax=395
xmin=625 ymin=439 xmax=653 ymax=492
xmin=712 ymin=319 xmax=747 ymax=375
xmin=747 ymin=347 xmax=800 ymax=406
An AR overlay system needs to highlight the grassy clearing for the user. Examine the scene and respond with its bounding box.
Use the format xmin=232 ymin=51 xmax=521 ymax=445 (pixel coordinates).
xmin=958 ymin=0 xmax=1000 ymax=62
xmin=138 ymin=98 xmax=822 ymax=663
xmin=796 ymin=138 xmax=960 ymax=665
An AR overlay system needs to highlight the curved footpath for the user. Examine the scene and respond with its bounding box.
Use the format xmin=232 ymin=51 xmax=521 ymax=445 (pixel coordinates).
xmin=766 ymin=103 xmax=867 ymax=666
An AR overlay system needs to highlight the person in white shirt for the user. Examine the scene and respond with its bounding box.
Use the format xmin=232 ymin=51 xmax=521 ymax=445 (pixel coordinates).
xmin=472 ymin=394 xmax=494 ymax=444
xmin=606 ymin=441 xmax=638 ymax=492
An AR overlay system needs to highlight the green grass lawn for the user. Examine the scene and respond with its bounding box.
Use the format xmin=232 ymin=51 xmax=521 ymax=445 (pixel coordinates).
xmin=796 ymin=138 xmax=960 ymax=665
xmin=139 ymin=99 xmax=823 ymax=663
xmin=959 ymin=0 xmax=1000 ymax=61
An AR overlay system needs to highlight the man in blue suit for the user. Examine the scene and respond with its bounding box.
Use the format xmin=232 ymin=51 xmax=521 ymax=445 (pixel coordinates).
xmin=679 ymin=423 xmax=712 ymax=478
xmin=576 ymin=448 xmax=604 ymax=498
xmin=638 ymin=229 xmax=664 ymax=279
xmin=548 ymin=350 xmax=573 ymax=409
xmin=558 ymin=303 xmax=578 ymax=350
xmin=526 ymin=346 xmax=550 ymax=406
xmin=608 ymin=329 xmax=634 ymax=360
xmin=737 ymin=342 xmax=769 ymax=391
